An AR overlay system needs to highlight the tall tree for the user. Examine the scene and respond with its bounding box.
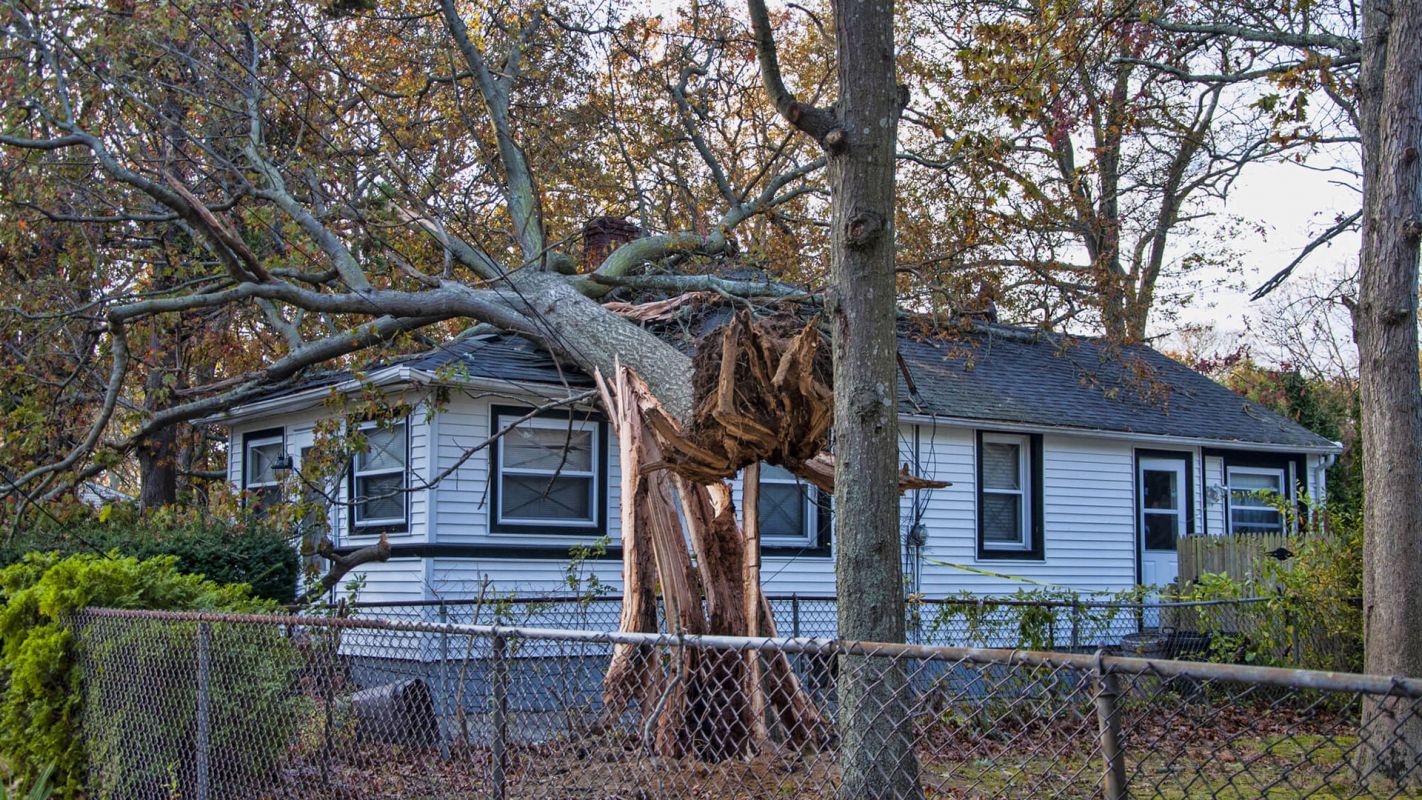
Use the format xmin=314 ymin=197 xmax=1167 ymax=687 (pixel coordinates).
xmin=893 ymin=0 xmax=1312 ymax=338
xmin=748 ymin=1 xmax=921 ymax=797
xmin=1354 ymin=0 xmax=1422 ymax=779
xmin=1 ymin=0 xmax=916 ymax=763
xmin=1139 ymin=0 xmax=1419 ymax=777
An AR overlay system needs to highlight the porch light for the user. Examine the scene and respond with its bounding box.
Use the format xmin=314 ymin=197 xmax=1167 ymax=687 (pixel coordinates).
xmin=272 ymin=453 xmax=294 ymax=476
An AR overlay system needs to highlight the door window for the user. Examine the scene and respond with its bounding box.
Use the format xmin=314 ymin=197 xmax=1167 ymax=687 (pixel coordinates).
xmin=1140 ymin=459 xmax=1185 ymax=551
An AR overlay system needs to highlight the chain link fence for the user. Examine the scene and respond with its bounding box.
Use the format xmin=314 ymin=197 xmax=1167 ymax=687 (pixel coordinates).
xmin=77 ymin=607 xmax=1421 ymax=800
xmin=346 ymin=594 xmax=1289 ymax=661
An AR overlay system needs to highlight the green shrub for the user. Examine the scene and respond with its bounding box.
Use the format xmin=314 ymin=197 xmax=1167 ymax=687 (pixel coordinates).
xmin=85 ymin=615 xmax=303 ymax=800
xmin=0 ymin=552 xmax=292 ymax=798
xmin=1 ymin=509 xmax=299 ymax=603
xmin=1180 ymin=498 xmax=1362 ymax=672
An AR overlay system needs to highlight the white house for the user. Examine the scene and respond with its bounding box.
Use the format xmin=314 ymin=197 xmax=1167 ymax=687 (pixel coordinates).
xmin=210 ymin=322 xmax=1341 ymax=608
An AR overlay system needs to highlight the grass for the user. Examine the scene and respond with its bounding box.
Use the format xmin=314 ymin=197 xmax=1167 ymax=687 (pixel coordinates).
xmin=915 ymin=733 xmax=1422 ymax=799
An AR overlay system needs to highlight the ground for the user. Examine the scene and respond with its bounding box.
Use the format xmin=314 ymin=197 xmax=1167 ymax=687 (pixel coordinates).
xmin=256 ymin=707 xmax=1422 ymax=800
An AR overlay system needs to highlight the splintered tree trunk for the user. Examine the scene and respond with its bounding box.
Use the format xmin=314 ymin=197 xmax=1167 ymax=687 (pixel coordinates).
xmin=828 ymin=2 xmax=921 ymax=798
xmin=597 ymin=366 xmax=829 ymax=761
xmin=1357 ymin=0 xmax=1422 ymax=783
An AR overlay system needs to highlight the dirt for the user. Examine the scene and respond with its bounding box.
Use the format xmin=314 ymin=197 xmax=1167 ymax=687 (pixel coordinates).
xmin=253 ymin=702 xmax=1422 ymax=799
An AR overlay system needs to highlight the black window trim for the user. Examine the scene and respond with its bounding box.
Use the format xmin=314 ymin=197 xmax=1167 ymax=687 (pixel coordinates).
xmin=975 ymin=429 xmax=1045 ymax=561
xmin=241 ymin=427 xmax=286 ymax=511
xmin=762 ymin=483 xmax=832 ymax=558
xmin=489 ymin=404 xmax=609 ymax=537
xmin=347 ymin=416 xmax=412 ymax=536
xmin=1203 ymin=448 xmax=1306 ymax=535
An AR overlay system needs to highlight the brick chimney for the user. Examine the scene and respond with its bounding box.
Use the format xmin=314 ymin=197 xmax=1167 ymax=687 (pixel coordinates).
xmin=581 ymin=216 xmax=641 ymax=270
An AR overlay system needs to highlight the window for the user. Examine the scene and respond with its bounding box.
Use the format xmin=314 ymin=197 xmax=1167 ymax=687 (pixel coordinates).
xmin=756 ymin=464 xmax=818 ymax=547
xmin=976 ymin=431 xmax=1043 ymax=559
xmin=1228 ymin=466 xmax=1286 ymax=534
xmin=243 ymin=430 xmax=285 ymax=513
xmin=492 ymin=409 xmax=604 ymax=533
xmin=351 ymin=420 xmax=409 ymax=531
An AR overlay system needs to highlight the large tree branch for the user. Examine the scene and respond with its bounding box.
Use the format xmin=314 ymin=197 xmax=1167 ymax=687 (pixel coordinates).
xmin=243 ymin=143 xmax=372 ymax=292
xmin=1148 ymin=17 xmax=1360 ymax=54
xmin=438 ymin=0 xmax=548 ymax=265
xmin=746 ymin=0 xmax=841 ymax=147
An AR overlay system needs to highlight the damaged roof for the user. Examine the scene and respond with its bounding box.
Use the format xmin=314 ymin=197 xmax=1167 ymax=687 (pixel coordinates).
xmin=231 ymin=322 xmax=1337 ymax=451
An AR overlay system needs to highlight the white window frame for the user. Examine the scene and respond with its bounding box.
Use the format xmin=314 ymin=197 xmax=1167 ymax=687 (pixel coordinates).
xmin=351 ymin=419 xmax=409 ymax=530
xmin=754 ymin=464 xmax=819 ymax=548
xmin=494 ymin=414 xmax=601 ymax=529
xmin=244 ymin=432 xmax=285 ymax=511
xmin=1226 ymin=465 xmax=1287 ymax=534
xmin=979 ymin=432 xmax=1032 ymax=552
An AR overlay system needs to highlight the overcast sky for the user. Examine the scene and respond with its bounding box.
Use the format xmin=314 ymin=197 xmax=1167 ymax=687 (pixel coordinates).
xmin=1155 ymin=147 xmax=1361 ymax=344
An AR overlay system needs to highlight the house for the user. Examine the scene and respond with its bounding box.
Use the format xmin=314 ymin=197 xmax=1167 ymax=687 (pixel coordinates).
xmin=209 ymin=320 xmax=1341 ymax=612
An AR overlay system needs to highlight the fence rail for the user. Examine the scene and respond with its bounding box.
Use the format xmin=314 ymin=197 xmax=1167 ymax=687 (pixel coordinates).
xmin=77 ymin=607 xmax=1422 ymax=800
xmin=339 ymin=594 xmax=1288 ymax=663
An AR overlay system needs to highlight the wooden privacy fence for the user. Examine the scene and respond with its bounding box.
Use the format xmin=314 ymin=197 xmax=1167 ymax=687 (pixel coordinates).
xmin=1177 ymin=532 xmax=1293 ymax=584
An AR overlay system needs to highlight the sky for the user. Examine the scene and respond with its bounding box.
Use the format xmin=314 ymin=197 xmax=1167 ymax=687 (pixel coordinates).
xmin=1174 ymin=153 xmax=1360 ymax=333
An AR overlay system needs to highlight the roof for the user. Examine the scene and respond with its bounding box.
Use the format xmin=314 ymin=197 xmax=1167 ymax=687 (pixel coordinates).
xmin=222 ymin=323 xmax=1337 ymax=452
xmin=402 ymin=334 xmax=596 ymax=387
xmin=894 ymin=325 xmax=1335 ymax=450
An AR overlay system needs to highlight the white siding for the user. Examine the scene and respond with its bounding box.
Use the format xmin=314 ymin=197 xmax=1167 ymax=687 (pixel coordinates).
xmin=429 ymin=394 xmax=623 ymax=548
xmin=225 ymin=383 xmax=1332 ymax=608
xmin=903 ymin=428 xmax=1139 ymax=598
xmin=1203 ymin=455 xmax=1226 ymax=535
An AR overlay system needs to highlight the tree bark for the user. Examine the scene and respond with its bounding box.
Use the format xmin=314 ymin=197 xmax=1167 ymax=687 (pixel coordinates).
xmin=826 ymin=4 xmax=921 ymax=799
xmin=1356 ymin=0 xmax=1422 ymax=784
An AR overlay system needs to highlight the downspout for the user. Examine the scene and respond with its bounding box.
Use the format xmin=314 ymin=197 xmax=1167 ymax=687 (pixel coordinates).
xmin=1312 ymin=448 xmax=1340 ymax=532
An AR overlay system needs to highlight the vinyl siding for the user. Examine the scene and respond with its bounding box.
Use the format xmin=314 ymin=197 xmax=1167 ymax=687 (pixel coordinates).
xmin=428 ymin=393 xmax=622 ymax=548
xmin=225 ymin=386 xmax=1327 ymax=608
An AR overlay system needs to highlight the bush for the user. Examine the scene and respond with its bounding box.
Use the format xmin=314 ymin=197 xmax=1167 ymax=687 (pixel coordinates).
xmin=85 ymin=614 xmax=303 ymax=800
xmin=1180 ymin=499 xmax=1362 ymax=672
xmin=0 ymin=552 xmax=293 ymax=798
xmin=1 ymin=509 xmax=299 ymax=603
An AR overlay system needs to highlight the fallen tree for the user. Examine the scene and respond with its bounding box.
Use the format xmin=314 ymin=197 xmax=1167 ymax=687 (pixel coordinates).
xmin=0 ymin=0 xmax=941 ymax=769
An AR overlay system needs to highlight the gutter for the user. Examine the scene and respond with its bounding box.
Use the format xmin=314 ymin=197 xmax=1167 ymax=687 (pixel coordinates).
xmin=202 ymin=368 xmax=597 ymax=427
xmin=200 ymin=366 xmax=417 ymax=426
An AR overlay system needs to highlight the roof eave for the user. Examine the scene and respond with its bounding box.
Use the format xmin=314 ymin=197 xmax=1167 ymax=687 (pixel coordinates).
xmin=200 ymin=366 xmax=417 ymax=426
xmin=898 ymin=411 xmax=1344 ymax=455
xmin=202 ymin=367 xmax=597 ymax=428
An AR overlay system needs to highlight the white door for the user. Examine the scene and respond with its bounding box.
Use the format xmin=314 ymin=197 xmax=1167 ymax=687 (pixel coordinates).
xmin=1139 ymin=457 xmax=1186 ymax=587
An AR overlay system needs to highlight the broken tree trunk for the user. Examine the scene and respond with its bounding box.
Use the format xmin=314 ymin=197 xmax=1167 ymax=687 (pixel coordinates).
xmin=600 ymin=370 xmax=663 ymax=727
xmin=592 ymin=308 xmax=944 ymax=760
xmin=742 ymin=462 xmax=768 ymax=745
xmin=596 ymin=365 xmax=830 ymax=761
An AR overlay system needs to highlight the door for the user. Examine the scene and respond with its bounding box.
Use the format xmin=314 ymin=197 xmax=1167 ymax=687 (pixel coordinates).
xmin=1139 ymin=457 xmax=1186 ymax=587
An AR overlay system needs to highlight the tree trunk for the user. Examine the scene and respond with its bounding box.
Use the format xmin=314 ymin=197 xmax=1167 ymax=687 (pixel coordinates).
xmin=138 ymin=331 xmax=180 ymax=508
xmin=828 ymin=2 xmax=921 ymax=798
xmin=1356 ymin=0 xmax=1422 ymax=784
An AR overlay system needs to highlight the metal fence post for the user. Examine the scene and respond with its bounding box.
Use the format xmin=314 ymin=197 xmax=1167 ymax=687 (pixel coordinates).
xmin=491 ymin=632 xmax=509 ymax=800
xmin=1094 ymin=660 xmax=1127 ymax=800
xmin=438 ymin=602 xmax=451 ymax=760
xmin=195 ymin=622 xmax=212 ymax=800
xmin=791 ymin=593 xmax=801 ymax=638
xmin=1071 ymin=600 xmax=1082 ymax=650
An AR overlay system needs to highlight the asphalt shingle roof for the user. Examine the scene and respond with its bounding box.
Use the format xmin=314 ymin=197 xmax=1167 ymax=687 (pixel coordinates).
xmin=893 ymin=325 xmax=1335 ymax=449
xmin=402 ymin=334 xmax=596 ymax=387
xmin=249 ymin=324 xmax=1335 ymax=450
